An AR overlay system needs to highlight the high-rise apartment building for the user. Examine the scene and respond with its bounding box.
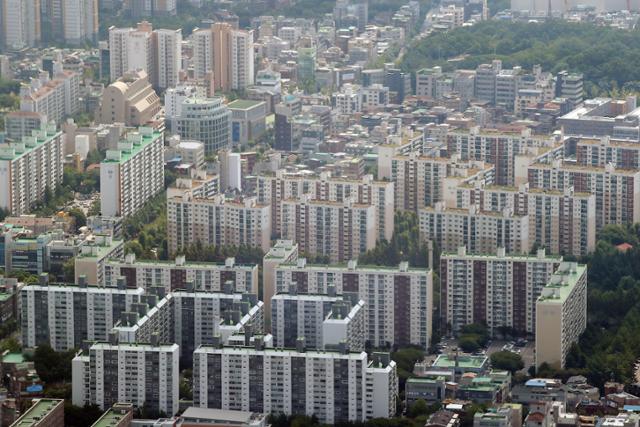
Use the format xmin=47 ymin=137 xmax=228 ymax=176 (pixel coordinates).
xmin=281 ymin=194 xmax=376 ymax=263
xmin=100 ymin=127 xmax=164 ymax=218
xmin=0 ymin=124 xmax=63 ymax=215
xmin=274 ymin=259 xmax=433 ymax=349
xmin=174 ymin=97 xmax=231 ymax=155
xmin=256 ymin=170 xmax=393 ymax=242
xmin=440 ymin=246 xmax=562 ymax=335
xmin=4 ymin=111 xmax=47 ymax=140
xmin=167 ymin=192 xmax=271 ymax=255
xmin=104 ymin=253 xmax=259 ymax=294
xmin=72 ymin=340 xmax=180 ymax=415
xmin=2 ymin=0 xmax=41 ymax=49
xmin=97 ymin=70 xmax=161 ymax=126
xmin=535 ymin=262 xmax=587 ymax=369
xmin=454 ymin=183 xmax=596 ymax=257
xmin=193 ymin=342 xmax=397 ymax=423
xmin=446 ymin=127 xmax=561 ymax=186
xmin=62 ymin=0 xmax=98 ymax=45
xmin=192 ymin=23 xmax=254 ymax=92
xmin=109 ymin=23 xmax=182 ymax=89
xmin=419 ymin=203 xmax=531 ymax=254
xmin=20 ymin=69 xmax=80 ymax=124
xmin=527 ymin=160 xmax=640 ymax=231
xmin=271 ymin=291 xmax=365 ymax=351
xmin=262 ymin=240 xmax=299 ymax=323
xmin=20 ymin=277 xmax=144 ymax=351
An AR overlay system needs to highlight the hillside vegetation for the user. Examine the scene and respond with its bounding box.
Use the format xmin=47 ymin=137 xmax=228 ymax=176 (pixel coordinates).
xmin=400 ymin=20 xmax=640 ymax=97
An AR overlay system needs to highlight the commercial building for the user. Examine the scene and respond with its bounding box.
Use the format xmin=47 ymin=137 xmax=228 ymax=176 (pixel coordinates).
xmin=100 ymin=128 xmax=164 ymax=218
xmin=273 ymin=94 xmax=301 ymax=151
xmin=281 ymin=195 xmax=376 ymax=263
xmin=10 ymin=398 xmax=64 ymax=427
xmin=419 ymin=203 xmax=531 ymax=254
xmin=72 ymin=340 xmax=179 ymax=415
xmin=20 ymin=276 xmax=144 ymax=351
xmin=167 ymin=192 xmax=271 ymax=255
xmin=0 ymin=125 xmax=63 ymax=215
xmin=558 ymin=97 xmax=640 ymax=140
xmin=256 ymin=170 xmax=394 ymax=242
xmin=174 ymin=97 xmax=231 ymax=155
xmin=97 ymin=70 xmax=161 ymax=126
xmin=228 ymin=100 xmax=267 ymax=145
xmin=104 ymin=253 xmax=259 ymax=294
xmin=274 ymin=259 xmax=433 ymax=350
xmin=440 ymin=246 xmax=562 ymax=335
xmin=177 ymin=408 xmax=267 ymax=427
xmin=193 ymin=342 xmax=397 ymax=424
xmin=192 ymin=23 xmax=254 ymax=92
xmin=535 ymin=262 xmax=588 ymax=369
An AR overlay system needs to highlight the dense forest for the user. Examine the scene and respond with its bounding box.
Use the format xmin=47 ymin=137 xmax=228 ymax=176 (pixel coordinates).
xmin=400 ymin=20 xmax=640 ymax=97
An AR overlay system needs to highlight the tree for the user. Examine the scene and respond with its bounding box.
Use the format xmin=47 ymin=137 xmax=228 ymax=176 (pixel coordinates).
xmin=490 ymin=351 xmax=524 ymax=374
xmin=33 ymin=344 xmax=76 ymax=383
xmin=408 ymin=399 xmax=429 ymax=418
xmin=458 ymin=336 xmax=481 ymax=353
xmin=64 ymin=403 xmax=104 ymax=427
xmin=63 ymin=258 xmax=75 ymax=283
xmin=67 ymin=208 xmax=86 ymax=232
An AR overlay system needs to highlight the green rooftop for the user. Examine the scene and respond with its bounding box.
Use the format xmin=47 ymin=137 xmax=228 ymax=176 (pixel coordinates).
xmin=538 ymin=262 xmax=587 ymax=303
xmin=76 ymin=238 xmax=124 ymax=260
xmin=91 ymin=406 xmax=131 ymax=427
xmin=433 ymin=354 xmax=488 ymax=369
xmin=12 ymin=399 xmax=63 ymax=426
xmin=2 ymin=353 xmax=25 ymax=364
xmin=0 ymin=126 xmax=60 ymax=161
xmin=227 ymin=99 xmax=263 ymax=110
xmin=0 ymin=292 xmax=13 ymax=302
xmin=102 ymin=128 xmax=163 ymax=164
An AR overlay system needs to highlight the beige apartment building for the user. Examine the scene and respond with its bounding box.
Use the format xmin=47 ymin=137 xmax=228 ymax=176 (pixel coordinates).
xmin=535 ymin=262 xmax=587 ymax=369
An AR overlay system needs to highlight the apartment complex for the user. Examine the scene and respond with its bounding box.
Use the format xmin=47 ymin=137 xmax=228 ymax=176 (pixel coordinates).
xmin=167 ymin=192 xmax=271 ymax=255
xmin=174 ymin=97 xmax=231 ymax=155
xmin=527 ymin=160 xmax=640 ymax=231
xmin=262 ymin=240 xmax=299 ymax=321
xmin=271 ymin=291 xmax=365 ymax=351
xmin=454 ymin=184 xmax=596 ymax=257
xmin=100 ymin=127 xmax=164 ymax=218
xmin=257 ymin=170 xmax=394 ymax=242
xmin=62 ymin=0 xmax=98 ymax=45
xmin=419 ymin=203 xmax=531 ymax=254
xmin=20 ymin=276 xmax=144 ymax=351
xmin=0 ymin=124 xmax=63 ymax=215
xmin=535 ymin=262 xmax=588 ymax=369
xmin=74 ymin=234 xmax=125 ymax=286
xmin=20 ymin=70 xmax=80 ymax=124
xmin=97 ymin=70 xmax=161 ymax=126
xmin=440 ymin=246 xmax=562 ymax=335
xmin=192 ymin=23 xmax=255 ymax=92
xmin=193 ymin=343 xmax=397 ymax=423
xmin=281 ymin=195 xmax=376 ymax=263
xmin=104 ymin=253 xmax=259 ymax=294
xmin=4 ymin=111 xmax=47 ymax=140
xmin=274 ymin=259 xmax=433 ymax=349
xmin=108 ymin=23 xmax=182 ymax=89
xmin=72 ymin=340 xmax=179 ymax=415
xmin=446 ymin=127 xmax=561 ymax=186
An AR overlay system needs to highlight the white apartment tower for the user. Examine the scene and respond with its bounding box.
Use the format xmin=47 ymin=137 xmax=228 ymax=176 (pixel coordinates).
xmin=3 ymin=0 xmax=41 ymax=49
xmin=63 ymin=0 xmax=98 ymax=45
xmin=100 ymin=128 xmax=164 ymax=218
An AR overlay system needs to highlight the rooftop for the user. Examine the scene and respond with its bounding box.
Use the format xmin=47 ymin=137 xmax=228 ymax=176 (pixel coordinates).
xmin=227 ymin=99 xmax=264 ymax=110
xmin=91 ymin=405 xmax=132 ymax=427
xmin=538 ymin=262 xmax=587 ymax=303
xmin=0 ymin=125 xmax=60 ymax=161
xmin=2 ymin=353 xmax=25 ymax=364
xmin=102 ymin=128 xmax=162 ymax=164
xmin=12 ymin=399 xmax=63 ymax=427
xmin=433 ymin=354 xmax=488 ymax=369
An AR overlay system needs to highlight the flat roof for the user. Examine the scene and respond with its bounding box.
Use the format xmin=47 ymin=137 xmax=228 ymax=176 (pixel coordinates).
xmin=228 ymin=99 xmax=264 ymax=110
xmin=433 ymin=354 xmax=487 ymax=369
xmin=538 ymin=262 xmax=587 ymax=303
xmin=91 ymin=407 xmax=131 ymax=427
xmin=12 ymin=399 xmax=63 ymax=426
xmin=2 ymin=353 xmax=25 ymax=364
xmin=0 ymin=127 xmax=61 ymax=161
xmin=102 ymin=130 xmax=162 ymax=164
xmin=181 ymin=407 xmax=255 ymax=422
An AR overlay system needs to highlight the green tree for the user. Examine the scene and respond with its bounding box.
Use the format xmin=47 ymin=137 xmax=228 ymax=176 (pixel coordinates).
xmin=67 ymin=208 xmax=87 ymax=232
xmin=490 ymin=351 xmax=525 ymax=374
xmin=458 ymin=336 xmax=481 ymax=353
